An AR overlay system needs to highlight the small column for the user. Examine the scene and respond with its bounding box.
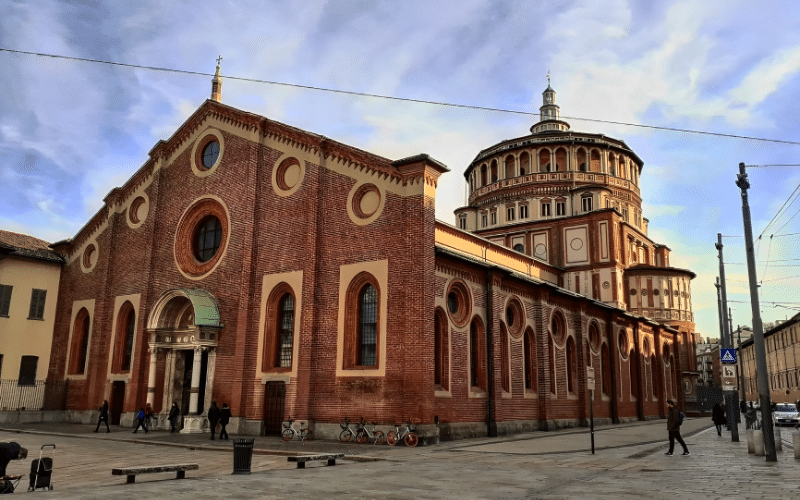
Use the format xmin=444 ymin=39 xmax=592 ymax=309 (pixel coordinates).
xmin=188 ymin=347 xmax=203 ymax=414
xmin=146 ymin=347 xmax=158 ymax=407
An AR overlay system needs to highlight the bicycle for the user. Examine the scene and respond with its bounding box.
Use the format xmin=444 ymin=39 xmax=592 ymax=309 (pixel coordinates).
xmin=282 ymin=418 xmax=313 ymax=442
xmin=355 ymin=420 xmax=386 ymax=445
xmin=386 ymin=421 xmax=418 ymax=447
xmin=339 ymin=419 xmax=359 ymax=443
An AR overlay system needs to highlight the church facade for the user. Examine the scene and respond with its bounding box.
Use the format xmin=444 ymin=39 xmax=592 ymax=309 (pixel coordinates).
xmin=45 ymin=72 xmax=698 ymax=440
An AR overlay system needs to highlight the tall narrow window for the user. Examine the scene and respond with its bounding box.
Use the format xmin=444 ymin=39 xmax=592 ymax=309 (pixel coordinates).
xmin=567 ymin=337 xmax=577 ymax=393
xmin=548 ymin=335 xmax=556 ymax=394
xmin=501 ymin=328 xmax=510 ymax=393
xmin=122 ymin=306 xmax=135 ymax=371
xmin=278 ymin=294 xmax=294 ymax=368
xmin=520 ymin=205 xmax=528 ymax=219
xmin=601 ymin=343 xmax=611 ymax=396
xmin=29 ymin=289 xmax=46 ymax=320
xmin=556 ymin=201 xmax=566 ymax=216
xmin=581 ymin=196 xmax=593 ymax=212
xmin=69 ymin=308 xmax=91 ymax=375
xmin=18 ymin=356 xmax=38 ymax=386
xmin=507 ymin=207 xmax=515 ymax=221
xmin=524 ymin=329 xmax=536 ymax=391
xmin=481 ymin=214 xmax=488 ymax=228
xmin=0 ymin=285 xmax=12 ymax=316
xmin=434 ymin=309 xmax=449 ymax=390
xmin=541 ymin=203 xmax=551 ymax=217
xmin=359 ymin=285 xmax=378 ymax=366
xmin=491 ymin=212 xmax=497 ymax=225
xmin=470 ymin=319 xmax=485 ymax=389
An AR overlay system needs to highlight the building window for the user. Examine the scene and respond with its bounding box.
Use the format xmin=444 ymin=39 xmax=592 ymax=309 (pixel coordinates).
xmin=194 ymin=216 xmax=223 ymax=262
xmin=69 ymin=308 xmax=91 ymax=375
xmin=491 ymin=212 xmax=497 ymax=225
xmin=541 ymin=203 xmax=551 ymax=217
xmin=513 ymin=243 xmax=524 ymax=253
xmin=18 ymin=356 xmax=38 ymax=386
xmin=0 ymin=285 xmax=11 ymax=316
xmin=524 ymin=329 xmax=536 ymax=391
xmin=556 ymin=202 xmax=566 ymax=216
xmin=28 ymin=289 xmax=46 ymax=320
xmin=277 ymin=294 xmax=295 ymax=368
xmin=567 ymin=337 xmax=577 ymax=393
xmin=113 ymin=302 xmax=136 ymax=373
xmin=434 ymin=309 xmax=449 ymax=390
xmin=622 ymin=208 xmax=629 ymax=222
xmin=581 ymin=196 xmax=593 ymax=212
xmin=263 ymin=284 xmax=297 ymax=371
xmin=344 ymin=273 xmax=381 ymax=369
xmin=469 ymin=319 xmax=485 ymax=389
xmin=481 ymin=214 xmax=488 ymax=228
xmin=507 ymin=207 xmax=515 ymax=221
xmin=601 ymin=343 xmax=611 ymax=396
xmin=520 ymin=205 xmax=528 ymax=219
xmin=459 ymin=216 xmax=467 ymax=229
xmin=0 ymin=354 xmax=3 ymax=378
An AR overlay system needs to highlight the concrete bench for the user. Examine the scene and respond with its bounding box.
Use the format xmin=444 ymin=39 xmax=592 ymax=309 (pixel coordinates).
xmin=111 ymin=464 xmax=199 ymax=484
xmin=287 ymin=453 xmax=344 ymax=469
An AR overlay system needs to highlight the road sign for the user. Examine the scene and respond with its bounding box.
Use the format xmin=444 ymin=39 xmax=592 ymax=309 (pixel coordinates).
xmin=721 ymin=364 xmax=737 ymax=389
xmin=721 ymin=348 xmax=737 ymax=364
xmin=586 ymin=366 xmax=595 ymax=391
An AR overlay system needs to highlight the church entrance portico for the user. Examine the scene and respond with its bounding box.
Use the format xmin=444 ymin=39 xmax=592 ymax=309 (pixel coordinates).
xmin=146 ymin=288 xmax=222 ymax=433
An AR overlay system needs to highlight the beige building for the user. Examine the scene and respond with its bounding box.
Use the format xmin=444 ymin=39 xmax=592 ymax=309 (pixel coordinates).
xmin=0 ymin=230 xmax=63 ymax=409
xmin=740 ymin=313 xmax=800 ymax=404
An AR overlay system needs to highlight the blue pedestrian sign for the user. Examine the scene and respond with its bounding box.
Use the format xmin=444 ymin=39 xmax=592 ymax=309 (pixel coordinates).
xmin=721 ymin=348 xmax=737 ymax=364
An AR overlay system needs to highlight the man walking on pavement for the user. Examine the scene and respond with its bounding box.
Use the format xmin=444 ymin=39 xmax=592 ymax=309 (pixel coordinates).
xmin=219 ymin=403 xmax=231 ymax=440
xmin=665 ymin=399 xmax=689 ymax=456
xmin=208 ymin=402 xmax=221 ymax=440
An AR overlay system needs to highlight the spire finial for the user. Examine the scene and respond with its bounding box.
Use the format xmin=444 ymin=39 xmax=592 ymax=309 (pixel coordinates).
xmin=211 ymin=56 xmax=223 ymax=102
xmin=546 ymin=70 xmax=550 ymax=87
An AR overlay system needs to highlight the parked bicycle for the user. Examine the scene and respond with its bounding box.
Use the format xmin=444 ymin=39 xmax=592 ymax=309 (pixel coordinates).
xmin=386 ymin=421 xmax=418 ymax=447
xmin=339 ymin=419 xmax=359 ymax=443
xmin=355 ymin=420 xmax=386 ymax=445
xmin=282 ymin=418 xmax=313 ymax=442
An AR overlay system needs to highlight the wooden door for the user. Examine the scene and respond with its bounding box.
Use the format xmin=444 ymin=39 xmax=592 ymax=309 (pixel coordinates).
xmin=263 ymin=381 xmax=285 ymax=435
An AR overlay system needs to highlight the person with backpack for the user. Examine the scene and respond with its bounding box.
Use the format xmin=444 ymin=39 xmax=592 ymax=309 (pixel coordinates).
xmin=665 ymin=399 xmax=689 ymax=456
xmin=711 ymin=403 xmax=727 ymax=436
xmin=132 ymin=407 xmax=148 ymax=433
xmin=94 ymin=400 xmax=110 ymax=433
xmin=207 ymin=402 xmax=221 ymax=440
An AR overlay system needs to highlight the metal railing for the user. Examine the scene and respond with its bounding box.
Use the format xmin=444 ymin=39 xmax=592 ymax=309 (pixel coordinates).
xmin=0 ymin=379 xmax=69 ymax=411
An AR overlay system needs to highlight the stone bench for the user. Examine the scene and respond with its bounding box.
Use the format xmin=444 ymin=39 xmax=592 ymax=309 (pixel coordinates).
xmin=111 ymin=464 xmax=199 ymax=484
xmin=287 ymin=453 xmax=344 ymax=469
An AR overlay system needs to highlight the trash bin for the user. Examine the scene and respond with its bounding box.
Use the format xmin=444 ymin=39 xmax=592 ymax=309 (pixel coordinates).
xmin=232 ymin=438 xmax=254 ymax=475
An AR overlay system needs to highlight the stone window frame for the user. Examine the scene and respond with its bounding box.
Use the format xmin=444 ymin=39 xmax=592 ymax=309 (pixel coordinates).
xmin=343 ymin=272 xmax=382 ymax=370
xmin=469 ymin=317 xmax=487 ymax=392
xmin=111 ymin=301 xmax=136 ymax=373
xmin=28 ymin=289 xmax=47 ymax=320
xmin=446 ymin=279 xmax=472 ymax=328
xmin=69 ymin=307 xmax=91 ymax=375
xmin=174 ymin=196 xmax=231 ymax=280
xmin=434 ymin=307 xmax=450 ymax=392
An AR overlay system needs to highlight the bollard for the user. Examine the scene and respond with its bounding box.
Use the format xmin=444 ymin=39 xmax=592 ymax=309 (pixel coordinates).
xmin=746 ymin=429 xmax=754 ymax=454
xmin=232 ymin=438 xmax=255 ymax=475
xmin=774 ymin=426 xmax=782 ymax=452
xmin=793 ymin=431 xmax=800 ymax=460
xmin=754 ymin=430 xmax=765 ymax=457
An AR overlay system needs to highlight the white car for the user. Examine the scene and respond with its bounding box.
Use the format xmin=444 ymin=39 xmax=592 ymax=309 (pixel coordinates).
xmin=773 ymin=403 xmax=800 ymax=426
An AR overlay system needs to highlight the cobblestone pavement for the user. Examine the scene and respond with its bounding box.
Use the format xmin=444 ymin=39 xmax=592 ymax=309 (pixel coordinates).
xmin=1 ymin=418 xmax=798 ymax=499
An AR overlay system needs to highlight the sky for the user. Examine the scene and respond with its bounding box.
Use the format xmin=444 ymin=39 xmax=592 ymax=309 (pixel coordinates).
xmin=2 ymin=0 xmax=800 ymax=341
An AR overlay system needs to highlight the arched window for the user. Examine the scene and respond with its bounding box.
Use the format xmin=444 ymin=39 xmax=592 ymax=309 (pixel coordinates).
xmin=524 ymin=328 xmax=537 ymax=392
xmin=601 ymin=343 xmax=611 ymax=396
xmin=343 ymin=273 xmax=382 ymax=369
xmin=194 ymin=216 xmax=222 ymax=262
xmin=608 ymin=154 xmax=617 ymax=176
xmin=501 ymin=326 xmax=510 ymax=393
xmin=263 ymin=284 xmax=297 ymax=371
xmin=481 ymin=165 xmax=487 ymax=186
xmin=577 ymin=148 xmax=587 ymax=172
xmin=470 ymin=318 xmax=485 ymax=389
xmin=567 ymin=337 xmax=577 ymax=393
xmin=520 ymin=152 xmax=530 ymax=176
xmin=629 ymin=349 xmax=639 ymax=398
xmin=69 ymin=308 xmax=91 ymax=375
xmin=539 ymin=150 xmax=551 ymax=172
xmin=548 ymin=334 xmax=556 ymax=394
xmin=113 ymin=302 xmax=136 ymax=373
xmin=555 ymin=147 xmax=567 ymax=171
xmin=505 ymin=155 xmax=515 ymax=179
xmin=590 ymin=150 xmax=601 ymax=172
xmin=490 ymin=160 xmax=498 ymax=183
xmin=434 ymin=308 xmax=449 ymax=390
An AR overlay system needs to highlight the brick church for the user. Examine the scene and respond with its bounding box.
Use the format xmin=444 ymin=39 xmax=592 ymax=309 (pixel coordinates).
xmin=46 ymin=65 xmax=698 ymax=440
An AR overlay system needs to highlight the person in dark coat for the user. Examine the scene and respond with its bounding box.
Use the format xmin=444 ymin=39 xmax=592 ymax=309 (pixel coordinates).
xmin=0 ymin=442 xmax=27 ymax=477
xmin=207 ymin=402 xmax=221 ymax=440
xmin=219 ymin=403 xmax=232 ymax=440
xmin=168 ymin=402 xmax=180 ymax=433
xmin=132 ymin=407 xmax=148 ymax=433
xmin=665 ymin=399 xmax=689 ymax=455
xmin=94 ymin=400 xmax=110 ymax=433
xmin=711 ymin=403 xmax=727 ymax=436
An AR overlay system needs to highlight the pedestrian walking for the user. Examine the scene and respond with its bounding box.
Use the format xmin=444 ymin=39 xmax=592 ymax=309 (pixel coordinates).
xmin=94 ymin=400 xmax=110 ymax=433
xmin=665 ymin=399 xmax=689 ymax=456
xmin=711 ymin=403 xmax=727 ymax=436
xmin=132 ymin=407 xmax=148 ymax=433
xmin=219 ymin=403 xmax=231 ymax=440
xmin=207 ymin=401 xmax=221 ymax=440
xmin=144 ymin=402 xmax=154 ymax=429
xmin=168 ymin=402 xmax=180 ymax=433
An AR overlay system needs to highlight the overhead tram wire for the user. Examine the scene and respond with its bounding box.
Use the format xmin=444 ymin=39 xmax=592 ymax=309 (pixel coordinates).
xmin=756 ymin=184 xmax=800 ymax=239
xmin=5 ymin=46 xmax=800 ymax=146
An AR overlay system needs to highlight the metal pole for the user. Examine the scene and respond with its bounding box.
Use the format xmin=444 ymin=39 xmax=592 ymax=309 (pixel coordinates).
xmin=590 ymin=389 xmax=595 ymax=454
xmin=737 ymin=326 xmax=745 ymax=401
xmin=736 ymin=162 xmax=776 ymax=461
xmin=729 ymin=307 xmax=742 ymax=431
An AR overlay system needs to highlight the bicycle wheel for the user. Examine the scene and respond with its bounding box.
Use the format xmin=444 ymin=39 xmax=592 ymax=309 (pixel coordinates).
xmin=355 ymin=429 xmax=368 ymax=444
xmin=373 ymin=430 xmax=386 ymax=445
xmin=404 ymin=432 xmax=418 ymax=447
xmin=281 ymin=428 xmax=294 ymax=442
xmin=301 ymin=429 xmax=313 ymax=441
xmin=386 ymin=430 xmax=398 ymax=446
xmin=339 ymin=429 xmax=353 ymax=442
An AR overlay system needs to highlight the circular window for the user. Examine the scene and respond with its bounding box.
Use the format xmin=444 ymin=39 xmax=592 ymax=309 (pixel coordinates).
xmin=174 ymin=197 xmax=230 ymax=279
xmin=664 ymin=289 xmax=669 ymax=297
xmin=505 ymin=298 xmax=525 ymax=338
xmin=653 ymin=289 xmax=660 ymax=296
xmin=193 ymin=216 xmax=222 ymax=262
xmin=629 ymin=288 xmax=637 ymax=296
xmin=602 ymin=281 xmax=610 ymax=289
xmin=128 ymin=196 xmax=148 ymax=226
xmin=202 ymin=141 xmax=220 ymax=169
xmin=82 ymin=243 xmax=97 ymax=272
xmin=618 ymin=330 xmax=629 ymax=357
xmin=445 ymin=280 xmax=471 ymax=328
xmin=673 ymin=290 xmax=679 ymax=297
xmin=534 ymin=243 xmax=547 ymax=257
xmin=513 ymin=243 xmax=524 ymax=253
xmin=551 ymin=311 xmax=566 ymax=346
xmin=588 ymin=323 xmax=601 ymax=352
xmin=352 ymin=184 xmax=381 ymax=218
xmin=641 ymin=289 xmax=647 ymax=296
xmin=570 ymin=238 xmax=584 ymax=251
